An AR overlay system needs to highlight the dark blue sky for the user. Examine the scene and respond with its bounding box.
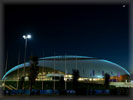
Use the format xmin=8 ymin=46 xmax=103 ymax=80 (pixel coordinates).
xmin=4 ymin=4 xmax=129 ymax=71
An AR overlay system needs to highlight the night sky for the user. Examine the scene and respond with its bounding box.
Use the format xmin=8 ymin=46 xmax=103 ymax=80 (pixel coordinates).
xmin=4 ymin=4 xmax=129 ymax=71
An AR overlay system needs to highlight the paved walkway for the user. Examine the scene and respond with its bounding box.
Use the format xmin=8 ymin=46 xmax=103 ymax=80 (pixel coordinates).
xmin=110 ymin=82 xmax=133 ymax=87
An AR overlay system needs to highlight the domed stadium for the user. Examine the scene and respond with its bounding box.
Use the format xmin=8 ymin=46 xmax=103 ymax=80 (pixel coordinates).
xmin=2 ymin=55 xmax=130 ymax=82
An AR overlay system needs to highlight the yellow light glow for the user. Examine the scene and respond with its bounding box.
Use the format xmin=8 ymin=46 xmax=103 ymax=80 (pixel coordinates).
xmin=89 ymin=78 xmax=92 ymax=81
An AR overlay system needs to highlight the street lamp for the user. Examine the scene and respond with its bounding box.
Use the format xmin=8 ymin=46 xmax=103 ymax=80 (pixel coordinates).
xmin=22 ymin=34 xmax=31 ymax=77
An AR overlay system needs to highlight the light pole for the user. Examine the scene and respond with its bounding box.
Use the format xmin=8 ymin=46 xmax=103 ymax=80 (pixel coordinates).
xmin=22 ymin=34 xmax=31 ymax=77
xmin=65 ymin=54 xmax=67 ymax=90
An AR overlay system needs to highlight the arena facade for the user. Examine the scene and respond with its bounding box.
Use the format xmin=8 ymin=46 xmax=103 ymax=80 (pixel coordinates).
xmin=2 ymin=56 xmax=130 ymax=82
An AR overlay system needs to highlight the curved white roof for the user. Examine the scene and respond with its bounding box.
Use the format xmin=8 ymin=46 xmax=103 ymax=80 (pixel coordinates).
xmin=2 ymin=55 xmax=130 ymax=80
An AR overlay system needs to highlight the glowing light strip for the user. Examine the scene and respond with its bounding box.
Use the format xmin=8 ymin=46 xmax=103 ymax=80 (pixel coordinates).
xmin=40 ymin=55 xmax=93 ymax=60
xmin=101 ymin=60 xmax=130 ymax=76
xmin=2 ymin=63 xmax=30 ymax=80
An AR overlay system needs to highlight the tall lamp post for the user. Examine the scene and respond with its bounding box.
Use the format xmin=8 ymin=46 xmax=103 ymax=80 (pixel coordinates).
xmin=22 ymin=34 xmax=31 ymax=77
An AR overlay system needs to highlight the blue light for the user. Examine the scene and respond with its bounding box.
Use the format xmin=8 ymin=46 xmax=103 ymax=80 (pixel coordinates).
xmin=2 ymin=62 xmax=30 ymax=80
xmin=40 ymin=55 xmax=93 ymax=60
xmin=96 ymin=75 xmax=103 ymax=78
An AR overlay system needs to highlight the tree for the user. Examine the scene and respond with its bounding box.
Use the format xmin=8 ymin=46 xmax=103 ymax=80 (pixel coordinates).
xmin=104 ymin=73 xmax=110 ymax=88
xmin=28 ymin=56 xmax=39 ymax=95
xmin=19 ymin=76 xmax=25 ymax=89
xmin=59 ymin=76 xmax=66 ymax=95
xmin=59 ymin=76 xmax=65 ymax=89
xmin=72 ymin=69 xmax=80 ymax=94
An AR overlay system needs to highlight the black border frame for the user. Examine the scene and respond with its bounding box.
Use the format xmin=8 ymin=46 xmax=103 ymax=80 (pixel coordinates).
xmin=0 ymin=0 xmax=132 ymax=100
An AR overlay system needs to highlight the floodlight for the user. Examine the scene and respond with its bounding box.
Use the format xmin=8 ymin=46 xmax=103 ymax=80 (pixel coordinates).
xmin=27 ymin=34 xmax=31 ymax=39
xmin=23 ymin=35 xmax=26 ymax=39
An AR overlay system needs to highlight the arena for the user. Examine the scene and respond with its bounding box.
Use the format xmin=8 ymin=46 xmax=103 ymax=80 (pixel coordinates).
xmin=2 ymin=55 xmax=130 ymax=82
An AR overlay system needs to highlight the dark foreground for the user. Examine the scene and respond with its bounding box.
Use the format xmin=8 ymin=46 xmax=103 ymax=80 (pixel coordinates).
xmin=3 ymin=88 xmax=130 ymax=96
xmin=3 ymin=81 xmax=131 ymax=96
